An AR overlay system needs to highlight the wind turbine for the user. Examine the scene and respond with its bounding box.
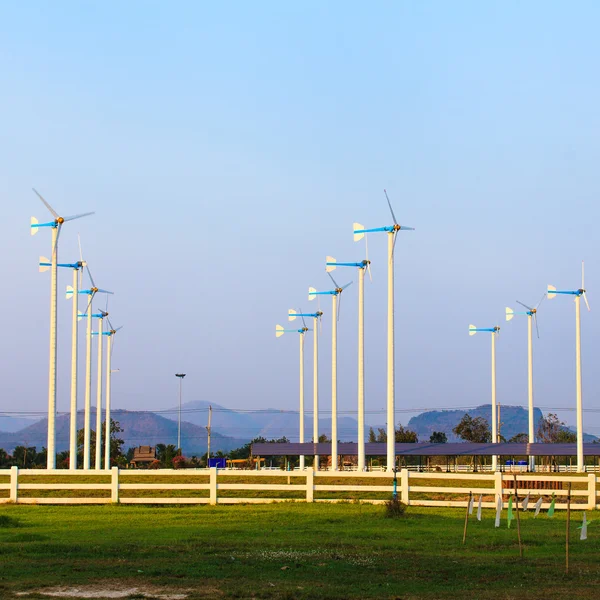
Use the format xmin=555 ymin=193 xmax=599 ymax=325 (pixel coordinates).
xmin=309 ymin=273 xmax=352 ymax=471
xmin=289 ymin=308 xmax=323 ymax=469
xmin=506 ymin=294 xmax=546 ymax=471
xmin=326 ymin=255 xmax=371 ymax=472
xmin=548 ymin=262 xmax=591 ymax=473
xmin=354 ymin=190 xmax=414 ymax=471
xmin=468 ymin=324 xmax=501 ymax=470
xmin=40 ymin=255 xmax=85 ymax=470
xmin=30 ymin=189 xmax=94 ymax=469
xmin=95 ymin=317 xmax=122 ymax=469
xmin=77 ymin=262 xmax=113 ymax=470
xmin=276 ymin=322 xmax=311 ymax=469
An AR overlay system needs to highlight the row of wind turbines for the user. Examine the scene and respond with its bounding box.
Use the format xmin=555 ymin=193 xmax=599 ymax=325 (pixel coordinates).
xmin=30 ymin=189 xmax=121 ymax=470
xmin=469 ymin=261 xmax=591 ymax=472
xmin=276 ymin=190 xmax=592 ymax=474
xmin=276 ymin=191 xmax=413 ymax=472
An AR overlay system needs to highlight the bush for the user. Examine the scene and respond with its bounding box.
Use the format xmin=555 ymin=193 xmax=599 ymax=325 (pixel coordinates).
xmin=384 ymin=497 xmax=407 ymax=518
xmin=172 ymin=455 xmax=187 ymax=469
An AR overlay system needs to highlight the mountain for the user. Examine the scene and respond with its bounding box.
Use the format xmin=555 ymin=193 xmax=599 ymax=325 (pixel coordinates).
xmin=0 ymin=410 xmax=245 ymax=456
xmin=406 ymin=405 xmax=598 ymax=442
xmin=0 ymin=417 xmax=37 ymax=433
xmin=164 ymin=400 xmax=366 ymax=441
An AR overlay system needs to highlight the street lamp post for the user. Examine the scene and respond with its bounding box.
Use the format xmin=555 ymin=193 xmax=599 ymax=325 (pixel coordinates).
xmin=175 ymin=373 xmax=186 ymax=453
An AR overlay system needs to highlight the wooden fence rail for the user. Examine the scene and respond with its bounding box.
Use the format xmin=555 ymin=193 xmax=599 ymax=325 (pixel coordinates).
xmin=0 ymin=467 xmax=596 ymax=509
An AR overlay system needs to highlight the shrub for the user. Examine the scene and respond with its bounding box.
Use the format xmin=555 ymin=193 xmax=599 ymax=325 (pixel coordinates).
xmin=172 ymin=455 xmax=187 ymax=469
xmin=384 ymin=497 xmax=407 ymax=518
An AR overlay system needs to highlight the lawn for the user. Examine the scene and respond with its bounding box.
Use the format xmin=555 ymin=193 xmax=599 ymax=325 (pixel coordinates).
xmin=0 ymin=503 xmax=598 ymax=600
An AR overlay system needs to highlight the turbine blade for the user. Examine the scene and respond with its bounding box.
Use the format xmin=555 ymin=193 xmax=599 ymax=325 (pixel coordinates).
xmin=583 ymin=291 xmax=591 ymax=312
xmin=107 ymin=316 xmax=114 ymax=331
xmin=85 ymin=293 xmax=94 ymax=316
xmin=53 ymin=223 xmax=62 ymax=255
xmin=86 ymin=264 xmax=97 ymax=289
xmin=300 ymin=309 xmax=307 ymax=329
xmin=367 ymin=262 xmax=373 ymax=282
xmin=516 ymin=300 xmax=534 ymax=311
xmin=78 ymin=233 xmax=84 ymax=263
xmin=63 ymin=211 xmax=95 ymax=222
xmin=32 ymin=188 xmax=59 ymax=219
xmin=327 ymin=271 xmax=340 ymax=289
xmin=96 ymin=288 xmax=114 ymax=295
xmin=337 ymin=293 xmax=342 ymax=321
xmin=341 ymin=281 xmax=353 ymax=291
xmin=534 ymin=313 xmax=540 ymax=339
xmin=391 ymin=229 xmax=398 ymax=260
xmin=384 ymin=189 xmax=398 ymax=224
xmin=535 ymin=293 xmax=547 ymax=310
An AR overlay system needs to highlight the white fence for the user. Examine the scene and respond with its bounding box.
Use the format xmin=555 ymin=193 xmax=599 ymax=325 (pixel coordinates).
xmin=0 ymin=467 xmax=596 ymax=509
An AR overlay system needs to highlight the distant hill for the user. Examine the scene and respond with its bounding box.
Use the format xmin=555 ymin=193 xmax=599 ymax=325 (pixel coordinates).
xmin=0 ymin=410 xmax=245 ymax=456
xmin=407 ymin=405 xmax=598 ymax=442
xmin=165 ymin=400 xmax=366 ymax=442
xmin=0 ymin=417 xmax=37 ymax=433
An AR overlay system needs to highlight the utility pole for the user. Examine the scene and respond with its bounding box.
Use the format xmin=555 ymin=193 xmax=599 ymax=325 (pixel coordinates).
xmin=175 ymin=373 xmax=186 ymax=453
xmin=206 ymin=405 xmax=212 ymax=466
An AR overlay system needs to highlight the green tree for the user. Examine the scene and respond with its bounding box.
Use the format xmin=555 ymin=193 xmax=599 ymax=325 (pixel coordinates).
xmin=453 ymin=414 xmax=491 ymax=443
xmin=156 ymin=444 xmax=178 ymax=467
xmin=395 ymin=425 xmax=418 ymax=443
xmin=508 ymin=432 xmax=529 ymax=443
xmin=13 ymin=446 xmax=37 ymax=468
xmin=429 ymin=431 xmax=447 ymax=444
xmin=368 ymin=427 xmax=377 ymax=443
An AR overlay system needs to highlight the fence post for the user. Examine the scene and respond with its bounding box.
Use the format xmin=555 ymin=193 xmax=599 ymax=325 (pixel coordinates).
xmin=494 ymin=471 xmax=503 ymax=504
xmin=210 ymin=467 xmax=217 ymax=505
xmin=306 ymin=468 xmax=314 ymax=503
xmin=9 ymin=466 xmax=18 ymax=503
xmin=111 ymin=467 xmax=119 ymax=503
xmin=400 ymin=468 xmax=409 ymax=505
xmin=587 ymin=473 xmax=596 ymax=510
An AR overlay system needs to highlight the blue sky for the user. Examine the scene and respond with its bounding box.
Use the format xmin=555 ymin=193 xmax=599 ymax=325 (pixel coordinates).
xmin=1 ymin=1 xmax=599 ymax=438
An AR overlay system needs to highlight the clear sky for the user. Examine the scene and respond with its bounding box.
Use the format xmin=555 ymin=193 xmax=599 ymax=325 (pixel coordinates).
xmin=1 ymin=1 xmax=599 ymax=438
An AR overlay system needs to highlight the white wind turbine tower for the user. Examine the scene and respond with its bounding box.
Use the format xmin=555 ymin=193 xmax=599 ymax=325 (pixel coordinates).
xmin=354 ymin=190 xmax=414 ymax=471
xmin=309 ymin=273 xmax=352 ymax=471
xmin=289 ymin=308 xmax=323 ymax=469
xmin=506 ymin=293 xmax=546 ymax=471
xmin=30 ymin=189 xmax=94 ymax=469
xmin=93 ymin=308 xmax=109 ymax=470
xmin=326 ymin=254 xmax=372 ymax=472
xmin=76 ymin=259 xmax=113 ymax=470
xmin=276 ymin=322 xmax=311 ymax=469
xmin=40 ymin=253 xmax=85 ymax=470
xmin=96 ymin=317 xmax=122 ymax=469
xmin=468 ymin=324 xmax=501 ymax=470
xmin=548 ymin=261 xmax=591 ymax=473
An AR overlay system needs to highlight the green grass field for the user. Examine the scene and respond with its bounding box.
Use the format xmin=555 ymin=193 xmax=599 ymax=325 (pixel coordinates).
xmin=0 ymin=503 xmax=598 ymax=600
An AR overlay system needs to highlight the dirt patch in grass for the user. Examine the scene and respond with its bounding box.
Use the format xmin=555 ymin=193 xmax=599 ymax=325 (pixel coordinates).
xmin=16 ymin=582 xmax=221 ymax=599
